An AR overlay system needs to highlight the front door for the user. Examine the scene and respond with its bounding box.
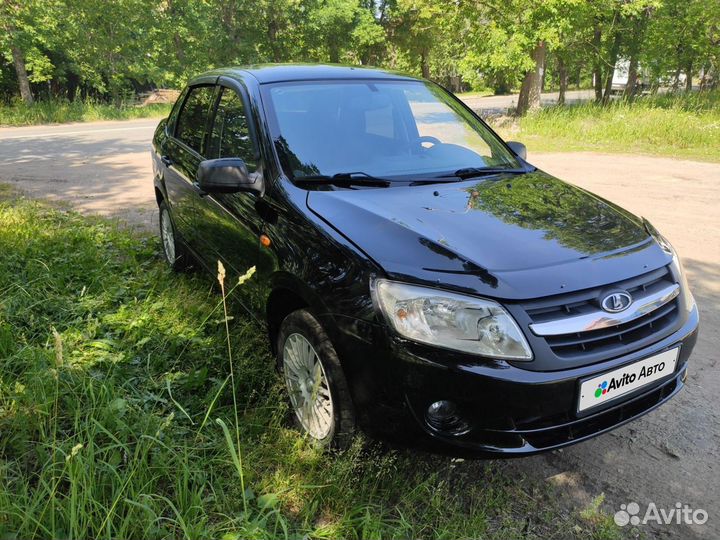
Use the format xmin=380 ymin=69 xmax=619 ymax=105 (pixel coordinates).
xmin=193 ymin=82 xmax=266 ymax=318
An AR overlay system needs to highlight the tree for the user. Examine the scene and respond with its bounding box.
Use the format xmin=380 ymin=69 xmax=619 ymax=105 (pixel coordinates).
xmin=1 ymin=0 xmax=718 ymax=105
xmin=517 ymin=41 xmax=546 ymax=114
xmin=482 ymin=0 xmax=582 ymax=115
xmin=623 ymin=5 xmax=653 ymax=97
xmin=1 ymin=0 xmax=61 ymax=103
xmin=385 ymin=0 xmax=453 ymax=78
xmin=644 ymin=0 xmax=720 ymax=91
xmin=1 ymin=0 xmax=34 ymax=104
xmin=307 ymin=0 xmax=358 ymax=63
xmin=9 ymin=44 xmax=33 ymax=104
xmin=350 ymin=5 xmax=386 ymax=65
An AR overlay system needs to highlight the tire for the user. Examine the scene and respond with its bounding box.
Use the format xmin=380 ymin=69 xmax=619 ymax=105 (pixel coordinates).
xmin=158 ymin=200 xmax=193 ymax=271
xmin=277 ymin=309 xmax=356 ymax=449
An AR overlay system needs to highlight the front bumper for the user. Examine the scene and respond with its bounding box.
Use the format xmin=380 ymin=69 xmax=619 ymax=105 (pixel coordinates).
xmin=326 ymin=303 xmax=699 ymax=458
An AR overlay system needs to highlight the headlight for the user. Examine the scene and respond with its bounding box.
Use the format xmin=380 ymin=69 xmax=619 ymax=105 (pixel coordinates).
xmin=373 ymin=279 xmax=532 ymax=360
xmin=644 ymin=219 xmax=674 ymax=256
xmin=644 ymin=218 xmax=695 ymax=311
xmin=669 ymin=247 xmax=696 ymax=312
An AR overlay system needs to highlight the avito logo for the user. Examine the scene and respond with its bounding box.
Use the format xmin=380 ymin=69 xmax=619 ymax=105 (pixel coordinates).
xmin=595 ymin=373 xmax=636 ymax=398
xmin=614 ymin=501 xmax=708 ymax=527
xmin=594 ymin=360 xmax=668 ymax=399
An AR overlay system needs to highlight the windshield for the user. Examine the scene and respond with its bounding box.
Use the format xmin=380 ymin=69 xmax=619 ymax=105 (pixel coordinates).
xmin=261 ymin=80 xmax=521 ymax=181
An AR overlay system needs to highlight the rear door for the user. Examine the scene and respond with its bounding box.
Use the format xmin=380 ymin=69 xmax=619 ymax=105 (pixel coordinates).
xmin=162 ymin=84 xmax=216 ymax=244
xmin=193 ymin=78 xmax=266 ymax=317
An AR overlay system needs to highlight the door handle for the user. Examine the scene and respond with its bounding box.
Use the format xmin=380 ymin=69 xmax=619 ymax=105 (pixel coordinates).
xmin=161 ymin=155 xmax=173 ymax=167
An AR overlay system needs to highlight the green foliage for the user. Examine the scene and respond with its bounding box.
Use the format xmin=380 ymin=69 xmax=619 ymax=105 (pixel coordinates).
xmin=492 ymin=90 xmax=720 ymax=161
xmin=0 ymin=195 xmax=621 ymax=539
xmin=643 ymin=0 xmax=720 ymax=82
xmin=0 ymin=98 xmax=171 ymax=126
xmin=0 ymin=0 xmax=62 ymax=84
xmin=1 ymin=0 xmax=718 ymax=104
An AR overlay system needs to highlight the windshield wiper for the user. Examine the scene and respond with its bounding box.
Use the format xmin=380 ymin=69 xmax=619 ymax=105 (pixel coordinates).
xmin=409 ymin=177 xmax=465 ymax=186
xmin=294 ymin=171 xmax=391 ymax=188
xmin=442 ymin=167 xmax=527 ymax=180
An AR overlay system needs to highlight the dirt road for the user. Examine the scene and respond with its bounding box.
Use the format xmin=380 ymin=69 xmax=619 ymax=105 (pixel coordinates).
xmin=508 ymin=153 xmax=720 ymax=539
xmin=1 ymin=119 xmax=718 ymax=538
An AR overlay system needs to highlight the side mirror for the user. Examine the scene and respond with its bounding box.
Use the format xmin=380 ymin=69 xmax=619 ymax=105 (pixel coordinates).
xmin=196 ymin=158 xmax=262 ymax=195
xmin=506 ymin=141 xmax=527 ymax=160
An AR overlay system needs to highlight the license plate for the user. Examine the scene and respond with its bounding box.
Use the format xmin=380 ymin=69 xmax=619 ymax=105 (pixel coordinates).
xmin=578 ymin=348 xmax=679 ymax=413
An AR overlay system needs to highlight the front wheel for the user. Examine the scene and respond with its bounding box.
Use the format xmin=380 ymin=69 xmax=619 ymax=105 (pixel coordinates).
xmin=277 ymin=309 xmax=356 ymax=448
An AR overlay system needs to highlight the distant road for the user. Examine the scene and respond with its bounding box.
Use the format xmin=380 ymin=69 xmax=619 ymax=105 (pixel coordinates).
xmin=463 ymin=89 xmax=595 ymax=113
xmin=0 ymin=119 xmax=159 ymax=228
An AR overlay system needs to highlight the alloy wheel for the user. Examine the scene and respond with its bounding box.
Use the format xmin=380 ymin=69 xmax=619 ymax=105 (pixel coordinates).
xmin=282 ymin=332 xmax=334 ymax=440
xmin=160 ymin=208 xmax=175 ymax=264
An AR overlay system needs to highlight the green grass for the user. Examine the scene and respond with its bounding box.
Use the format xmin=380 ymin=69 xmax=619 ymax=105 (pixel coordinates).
xmin=492 ymin=91 xmax=720 ymax=162
xmin=0 ymin=98 xmax=172 ymax=127
xmin=0 ymin=191 xmax=623 ymax=539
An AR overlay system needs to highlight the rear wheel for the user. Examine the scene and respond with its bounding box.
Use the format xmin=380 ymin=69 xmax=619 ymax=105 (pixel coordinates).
xmin=159 ymin=200 xmax=192 ymax=271
xmin=277 ymin=309 xmax=355 ymax=448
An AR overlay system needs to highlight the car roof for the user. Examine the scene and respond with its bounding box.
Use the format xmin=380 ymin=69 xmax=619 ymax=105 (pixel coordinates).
xmin=190 ymin=63 xmax=421 ymax=85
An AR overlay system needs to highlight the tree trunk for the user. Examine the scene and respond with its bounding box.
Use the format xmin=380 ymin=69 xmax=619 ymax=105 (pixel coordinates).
xmin=449 ymin=74 xmax=461 ymax=93
xmin=517 ymin=41 xmax=546 ymax=116
xmin=593 ymin=22 xmax=603 ymax=102
xmin=173 ymin=34 xmax=185 ymax=64
xmin=420 ymin=49 xmax=430 ymax=79
xmin=699 ymin=66 xmax=707 ymax=89
xmin=672 ymin=66 xmax=681 ymax=90
xmin=685 ymin=61 xmax=693 ymax=92
xmin=329 ymin=40 xmax=340 ymax=63
xmin=625 ymin=56 xmax=639 ymax=98
xmin=602 ymin=56 xmax=617 ymax=103
xmin=624 ymin=9 xmax=650 ymax=99
xmin=66 ymin=71 xmax=79 ymax=101
xmin=267 ymin=16 xmax=281 ymax=62
xmin=11 ymin=45 xmax=34 ymax=104
xmin=495 ymin=73 xmax=510 ymax=95
xmin=602 ymin=21 xmax=622 ymax=104
xmin=557 ymin=56 xmax=567 ymax=105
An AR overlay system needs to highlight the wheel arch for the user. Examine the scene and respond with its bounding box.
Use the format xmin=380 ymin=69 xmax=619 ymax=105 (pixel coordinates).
xmin=154 ymin=185 xmax=165 ymax=206
xmin=266 ymin=272 xmax=332 ymax=355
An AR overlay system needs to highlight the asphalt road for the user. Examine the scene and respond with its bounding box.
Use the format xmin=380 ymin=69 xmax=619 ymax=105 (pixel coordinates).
xmin=463 ymin=88 xmax=595 ymax=114
xmin=1 ymin=108 xmax=718 ymax=539
xmin=0 ymin=119 xmax=160 ymax=229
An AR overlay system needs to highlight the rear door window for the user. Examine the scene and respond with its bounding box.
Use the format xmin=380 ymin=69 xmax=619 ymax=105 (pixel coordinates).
xmin=207 ymin=87 xmax=256 ymax=169
xmin=166 ymin=87 xmax=188 ymax=133
xmin=175 ymin=85 xmax=215 ymax=155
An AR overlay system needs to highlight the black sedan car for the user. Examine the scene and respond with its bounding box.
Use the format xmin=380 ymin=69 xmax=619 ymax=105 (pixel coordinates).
xmin=151 ymin=64 xmax=699 ymax=456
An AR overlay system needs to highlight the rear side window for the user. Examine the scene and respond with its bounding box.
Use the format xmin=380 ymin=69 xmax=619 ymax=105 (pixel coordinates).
xmin=208 ymin=88 xmax=256 ymax=169
xmin=166 ymin=87 xmax=188 ymax=133
xmin=175 ymin=86 xmax=215 ymax=154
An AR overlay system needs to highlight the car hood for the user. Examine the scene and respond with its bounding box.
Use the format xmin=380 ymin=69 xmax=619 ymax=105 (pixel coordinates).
xmin=306 ymin=171 xmax=672 ymax=300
